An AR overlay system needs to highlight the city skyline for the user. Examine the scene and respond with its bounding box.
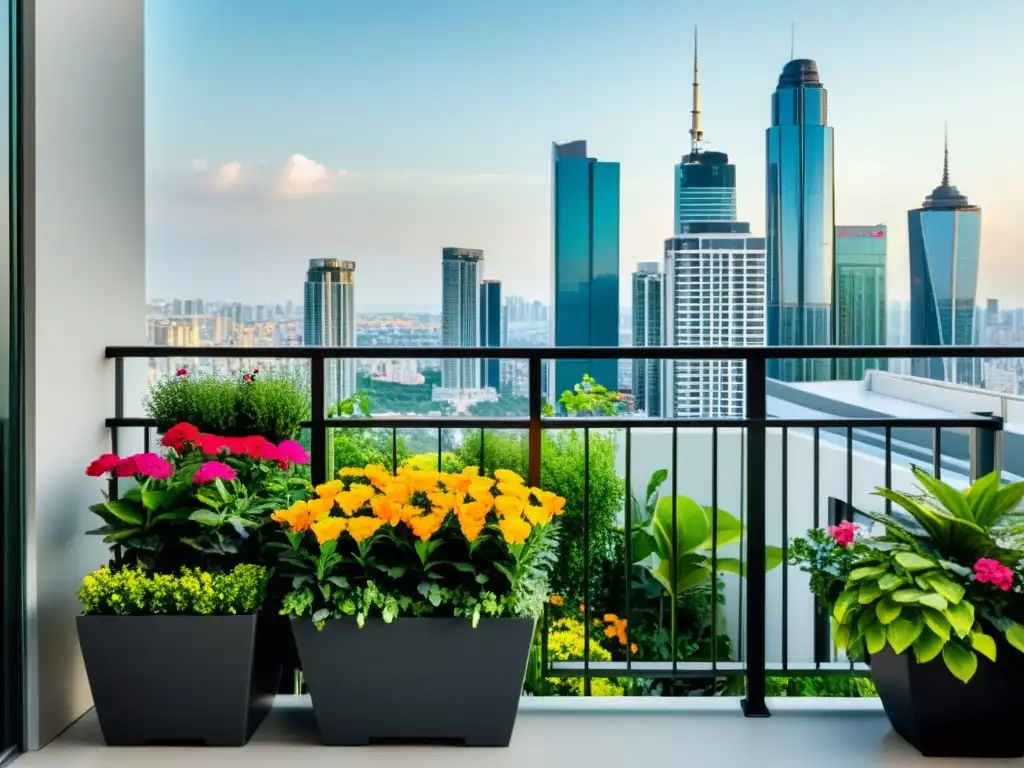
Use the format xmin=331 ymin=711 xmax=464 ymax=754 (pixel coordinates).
xmin=145 ymin=0 xmax=1024 ymax=308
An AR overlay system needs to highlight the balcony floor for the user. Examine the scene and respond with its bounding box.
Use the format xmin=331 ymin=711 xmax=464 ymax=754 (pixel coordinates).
xmin=16 ymin=696 xmax=1021 ymax=767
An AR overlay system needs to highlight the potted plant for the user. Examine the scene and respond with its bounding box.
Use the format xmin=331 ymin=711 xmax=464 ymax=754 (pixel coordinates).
xmin=77 ymin=423 xmax=312 ymax=746
xmin=272 ymin=461 xmax=564 ymax=746
xmin=790 ymin=468 xmax=1024 ymax=758
xmin=145 ymin=367 xmax=309 ymax=443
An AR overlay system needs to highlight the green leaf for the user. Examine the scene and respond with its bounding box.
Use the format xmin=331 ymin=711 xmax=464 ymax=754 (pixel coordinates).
xmin=874 ymin=488 xmax=952 ymax=550
xmin=714 ymin=547 xmax=784 ymax=577
xmin=964 ymin=471 xmax=1002 ymax=526
xmin=319 ymin=583 xmax=331 ymax=601
xmin=850 ymin=564 xmax=889 ymax=582
xmin=326 ymin=575 xmax=349 ymax=589
xmin=970 ymin=631 xmax=997 ymax=662
xmin=887 ymin=613 xmax=925 ymax=655
xmin=834 ymin=620 xmax=852 ymax=651
xmin=644 ymin=469 xmax=668 ymax=508
xmin=103 ymin=500 xmax=143 ymax=526
xmin=103 ymin=527 xmax=143 ymax=543
xmin=196 ymin=493 xmax=222 ymax=509
xmin=922 ymin=573 xmax=965 ymax=605
xmin=214 ymin=477 xmax=231 ymax=502
xmin=858 ymin=581 xmax=882 ymax=605
xmin=312 ymin=609 xmax=331 ymax=624
xmin=189 ymin=510 xmax=222 ymax=526
xmin=697 ymin=507 xmax=744 ymax=550
xmin=894 ymin=552 xmax=936 ymax=572
xmin=864 ymin=622 xmax=887 ymax=655
xmin=386 ymin=566 xmax=407 ymax=579
xmin=921 ymin=607 xmax=951 ymax=640
xmin=1005 ymin=622 xmax=1024 ymax=654
xmin=630 ymin=528 xmax=658 ymax=563
xmin=913 ymin=627 xmax=946 ymax=663
xmin=876 ymin=596 xmax=902 ymax=625
xmin=917 ymin=593 xmax=948 ymax=612
xmin=945 ymin=600 xmax=975 ymax=639
xmin=834 ymin=589 xmax=859 ymax=624
xmin=942 ymin=643 xmax=978 ymax=683
xmin=141 ymin=491 xmax=168 ymax=511
xmin=653 ymin=495 xmax=709 ymax=561
xmin=877 ymin=573 xmax=905 ymax=592
xmin=912 ymin=467 xmax=974 ymax=522
xmin=891 ymin=589 xmax=926 ymax=603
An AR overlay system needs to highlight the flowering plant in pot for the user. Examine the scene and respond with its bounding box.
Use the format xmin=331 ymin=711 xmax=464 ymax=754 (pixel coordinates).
xmin=789 ymin=468 xmax=1024 ymax=758
xmin=76 ymin=423 xmax=312 ymax=746
xmin=271 ymin=459 xmax=564 ymax=746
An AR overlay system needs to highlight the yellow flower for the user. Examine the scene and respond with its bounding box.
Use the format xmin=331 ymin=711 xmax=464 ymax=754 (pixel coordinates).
xmin=456 ymin=500 xmax=488 ymax=542
xmin=306 ymin=496 xmax=335 ymax=522
xmin=537 ymin=490 xmax=566 ymax=517
xmin=402 ymin=454 xmax=438 ymax=471
xmin=337 ymin=467 xmax=365 ymax=478
xmin=315 ymin=480 xmax=343 ymax=499
xmin=494 ymin=495 xmax=526 ymax=519
xmin=550 ymin=595 xmax=564 ymax=606
xmin=409 ymin=511 xmax=446 ymax=541
xmin=428 ymin=491 xmax=460 ymax=514
xmin=335 ymin=490 xmax=369 ymax=516
xmin=497 ymin=481 xmax=531 ymax=500
xmin=468 ymin=482 xmax=495 ymax=511
xmin=498 ymin=515 xmax=531 ymax=544
xmin=364 ymin=464 xmax=392 ymax=491
xmin=441 ymin=472 xmax=473 ymax=494
xmin=461 ymin=465 xmax=480 ymax=477
xmin=271 ymin=500 xmax=313 ymax=532
xmin=371 ymin=495 xmax=407 ymax=526
xmin=494 ymin=468 xmax=524 ymax=485
xmin=311 ymin=516 xmax=347 ymax=545
xmin=383 ymin=481 xmax=411 ymax=505
xmin=399 ymin=468 xmax=441 ymax=493
xmin=524 ymin=503 xmax=552 ymax=526
xmin=346 ymin=516 xmax=385 ymax=544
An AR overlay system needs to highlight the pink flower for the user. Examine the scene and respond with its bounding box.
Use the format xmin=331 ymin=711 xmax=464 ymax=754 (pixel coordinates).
xmin=115 ymin=456 xmax=139 ymax=477
xmin=86 ymin=454 xmax=121 ymax=477
xmin=242 ymin=374 xmax=252 ymax=383
xmin=277 ymin=440 xmax=309 ymax=466
xmin=827 ymin=520 xmax=860 ymax=548
xmin=193 ymin=461 xmax=237 ymax=484
xmin=175 ymin=367 xmax=188 ymax=377
xmin=974 ymin=558 xmax=1014 ymax=591
xmin=131 ymin=453 xmax=174 ymax=480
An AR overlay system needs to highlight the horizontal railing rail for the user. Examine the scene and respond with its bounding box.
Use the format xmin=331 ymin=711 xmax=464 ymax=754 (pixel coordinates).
xmin=105 ymin=344 xmax=1023 ymax=714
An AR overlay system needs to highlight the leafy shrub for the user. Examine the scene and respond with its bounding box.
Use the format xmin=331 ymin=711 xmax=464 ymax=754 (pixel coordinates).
xmin=766 ymin=675 xmax=877 ymax=697
xmin=540 ymin=617 xmax=626 ymax=696
xmin=78 ymin=564 xmax=270 ymax=615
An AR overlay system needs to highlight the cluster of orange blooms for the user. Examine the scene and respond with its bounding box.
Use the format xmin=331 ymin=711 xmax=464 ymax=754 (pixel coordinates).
xmin=548 ymin=597 xmax=639 ymax=654
xmin=271 ymin=464 xmax=566 ymax=548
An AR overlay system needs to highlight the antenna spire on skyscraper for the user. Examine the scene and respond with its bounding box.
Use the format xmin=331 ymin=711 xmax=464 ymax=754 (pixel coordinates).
xmin=689 ymin=27 xmax=703 ymax=158
xmin=790 ymin=22 xmax=795 ymax=59
xmin=942 ymin=123 xmax=950 ymax=187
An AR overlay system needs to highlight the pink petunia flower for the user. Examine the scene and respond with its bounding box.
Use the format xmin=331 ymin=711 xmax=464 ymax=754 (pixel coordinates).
xmin=131 ymin=453 xmax=174 ymax=480
xmin=277 ymin=440 xmax=310 ymax=466
xmin=974 ymin=558 xmax=1014 ymax=591
xmin=193 ymin=461 xmax=237 ymax=484
xmin=827 ymin=520 xmax=860 ymax=548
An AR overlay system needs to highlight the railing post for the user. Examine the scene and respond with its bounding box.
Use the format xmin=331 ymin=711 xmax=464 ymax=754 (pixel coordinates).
xmin=742 ymin=352 xmax=769 ymax=717
xmin=527 ymin=355 xmax=542 ymax=487
xmin=310 ymin=354 xmax=326 ymax=486
xmin=970 ymin=411 xmax=999 ymax=482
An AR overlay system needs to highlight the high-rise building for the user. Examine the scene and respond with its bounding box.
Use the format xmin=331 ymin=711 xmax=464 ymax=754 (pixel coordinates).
xmin=441 ymin=247 xmax=483 ymax=390
xmin=985 ymin=298 xmax=1000 ymax=330
xmin=907 ymin=133 xmax=982 ymax=383
xmin=631 ymin=262 xmax=663 ymax=416
xmin=303 ymin=258 xmax=356 ymax=408
xmin=674 ymin=30 xmax=736 ymax=234
xmin=835 ymin=225 xmax=888 ymax=380
xmin=550 ymin=140 xmax=620 ymax=401
xmin=664 ymin=223 xmax=766 ymax=418
xmin=765 ymin=59 xmax=835 ymax=382
xmin=479 ymin=279 xmax=502 ymax=391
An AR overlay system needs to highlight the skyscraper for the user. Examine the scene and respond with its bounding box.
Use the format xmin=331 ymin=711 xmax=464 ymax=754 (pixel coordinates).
xmin=907 ymin=134 xmax=982 ymax=383
xmin=664 ymin=223 xmax=766 ymax=418
xmin=479 ymin=279 xmax=502 ymax=391
xmin=674 ymin=30 xmax=736 ymax=233
xmin=765 ymin=59 xmax=835 ymax=382
xmin=441 ymin=247 xmax=483 ymax=390
xmin=631 ymin=262 xmax=663 ymax=416
xmin=835 ymin=225 xmax=888 ymax=380
xmin=303 ymin=259 xmax=356 ymax=408
xmin=550 ymin=140 xmax=620 ymax=401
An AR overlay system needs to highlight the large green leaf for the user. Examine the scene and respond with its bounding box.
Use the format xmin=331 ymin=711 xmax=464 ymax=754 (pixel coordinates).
xmin=942 ymin=643 xmax=978 ymax=683
xmin=970 ymin=631 xmax=997 ymax=662
xmin=966 ymin=472 xmax=1002 ymax=527
xmin=834 ymin=589 xmax=859 ymax=624
xmin=887 ymin=613 xmax=924 ymax=655
xmin=102 ymin=500 xmax=143 ymax=526
xmin=645 ymin=553 xmax=710 ymax=598
xmin=630 ymin=526 xmax=658 ymax=563
xmin=653 ymin=496 xmax=709 ymax=561
xmin=1004 ymin=622 xmax=1024 ymax=654
xmin=858 ymin=581 xmax=882 ymax=605
xmin=189 ymin=510 xmax=222 ymax=526
xmin=917 ymin=593 xmax=948 ymax=612
xmin=141 ymin=491 xmax=168 ymax=512
xmin=912 ymin=467 xmax=973 ymax=522
xmin=922 ymin=573 xmax=965 ymax=604
xmin=913 ymin=627 xmax=946 ymax=663
xmin=874 ymin=488 xmax=952 ymax=550
xmin=850 ymin=564 xmax=889 ymax=582
xmin=713 ymin=547 xmax=784 ymax=576
xmin=645 ymin=469 xmax=668 ymax=510
xmin=878 ymin=573 xmax=905 ymax=592
xmin=894 ymin=552 xmax=936 ymax=572
xmin=864 ymin=621 xmax=887 ymax=654
xmin=876 ymin=596 xmax=902 ymax=625
xmin=945 ymin=600 xmax=975 ymax=639
xmin=981 ymin=480 xmax=1024 ymax=529
xmin=921 ymin=607 xmax=951 ymax=640
xmin=697 ymin=507 xmax=744 ymax=550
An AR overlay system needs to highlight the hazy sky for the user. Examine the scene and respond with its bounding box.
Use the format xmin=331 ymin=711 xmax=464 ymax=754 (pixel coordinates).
xmin=146 ymin=0 xmax=1024 ymax=310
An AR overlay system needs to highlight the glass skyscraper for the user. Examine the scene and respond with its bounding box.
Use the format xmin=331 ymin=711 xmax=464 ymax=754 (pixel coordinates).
xmin=835 ymin=226 xmax=887 ymax=380
xmin=907 ymin=138 xmax=982 ymax=383
xmin=303 ymin=259 xmax=356 ymax=409
xmin=631 ymin=262 xmax=663 ymax=416
xmin=765 ymin=59 xmax=835 ymax=382
xmin=479 ymin=279 xmax=502 ymax=391
xmin=675 ymin=151 xmax=737 ymax=233
xmin=550 ymin=140 xmax=620 ymax=401
xmin=441 ymin=248 xmax=483 ymax=390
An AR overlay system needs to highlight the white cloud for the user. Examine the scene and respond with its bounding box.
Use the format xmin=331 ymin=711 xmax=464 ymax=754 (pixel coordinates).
xmin=211 ymin=161 xmax=245 ymax=191
xmin=277 ymin=154 xmax=347 ymax=198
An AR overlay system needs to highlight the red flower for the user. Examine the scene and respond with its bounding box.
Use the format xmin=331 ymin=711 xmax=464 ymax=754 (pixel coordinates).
xmin=131 ymin=453 xmax=174 ymax=480
xmin=242 ymin=374 xmax=252 ymax=383
xmin=277 ymin=440 xmax=309 ymax=466
xmin=827 ymin=520 xmax=859 ymax=548
xmin=194 ymin=461 xmax=237 ymax=484
xmin=221 ymin=436 xmax=246 ymax=455
xmin=197 ymin=433 xmax=228 ymax=456
xmin=115 ymin=456 xmax=139 ymax=477
xmin=175 ymin=367 xmax=188 ymax=377
xmin=86 ymin=454 xmax=121 ymax=477
xmin=974 ymin=558 xmax=1014 ymax=591
xmin=242 ymin=435 xmax=270 ymax=459
xmin=161 ymin=423 xmax=200 ymax=451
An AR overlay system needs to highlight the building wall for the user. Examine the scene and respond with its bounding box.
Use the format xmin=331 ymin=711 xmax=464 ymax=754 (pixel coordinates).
xmin=674 ymin=152 xmax=737 ymax=233
xmin=631 ymin=266 xmax=662 ymax=416
xmin=21 ymin=0 xmax=145 ymax=748
xmin=441 ymin=249 xmax=482 ymax=391
xmin=479 ymin=280 xmax=501 ymax=390
xmin=835 ymin=225 xmax=887 ymax=380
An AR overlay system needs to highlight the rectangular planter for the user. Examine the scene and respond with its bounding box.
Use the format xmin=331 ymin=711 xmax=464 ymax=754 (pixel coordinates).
xmin=77 ymin=613 xmax=283 ymax=746
xmin=292 ymin=616 xmax=535 ymax=746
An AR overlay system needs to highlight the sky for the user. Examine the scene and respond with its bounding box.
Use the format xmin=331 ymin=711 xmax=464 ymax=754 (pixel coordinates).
xmin=146 ymin=0 xmax=1024 ymax=311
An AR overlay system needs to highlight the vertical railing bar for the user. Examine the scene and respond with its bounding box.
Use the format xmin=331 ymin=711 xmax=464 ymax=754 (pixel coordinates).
xmin=479 ymin=427 xmax=485 ymax=476
xmin=780 ymin=426 xmax=788 ymax=673
xmin=583 ymin=425 xmax=591 ymax=696
xmin=143 ymin=426 xmax=150 ymax=454
xmin=742 ymin=353 xmax=768 ymax=717
xmin=885 ymin=426 xmax=893 ymax=516
xmin=847 ymin=425 xmax=854 ymax=672
xmin=309 ymin=355 xmax=326 ymax=486
xmin=711 ymin=425 xmax=719 ymax=674
xmin=933 ymin=427 xmax=942 ymax=480
xmin=111 ymin=357 xmax=124 ymax=502
xmin=624 ymin=425 xmax=633 ymax=673
xmin=813 ymin=425 xmax=823 ymax=669
xmin=437 ymin=427 xmax=442 ymax=472
xmin=391 ymin=428 xmax=397 ymax=474
xmin=527 ymin=356 xmax=542 ymax=488
xmin=671 ymin=424 xmax=678 ymax=680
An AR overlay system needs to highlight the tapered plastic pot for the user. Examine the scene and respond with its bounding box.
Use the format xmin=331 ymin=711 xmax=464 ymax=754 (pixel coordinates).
xmin=292 ymin=617 xmax=535 ymax=746
xmin=77 ymin=613 xmax=282 ymax=746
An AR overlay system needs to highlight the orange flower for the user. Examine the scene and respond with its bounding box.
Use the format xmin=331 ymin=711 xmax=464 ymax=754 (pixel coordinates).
xmin=337 ymin=467 xmax=365 ymax=478
xmin=456 ymin=500 xmax=488 ymax=542
xmin=306 ymin=496 xmax=335 ymax=522
xmin=533 ymin=488 xmax=567 ymax=517
xmin=549 ymin=595 xmax=564 ymax=606
xmin=429 ymin=491 xmax=461 ymax=516
xmin=494 ymin=468 xmax=524 ymax=485
xmin=315 ymin=480 xmax=343 ymax=499
xmin=524 ymin=503 xmax=552 ymax=526
xmin=498 ymin=515 xmax=531 ymax=544
xmin=441 ymin=472 xmax=473 ymax=494
xmin=630 ymin=642 xmax=638 ymax=654
xmin=494 ymin=495 xmax=526 ymax=519
xmin=468 ymin=482 xmax=495 ymax=511
xmin=364 ymin=464 xmax=392 ymax=491
xmin=603 ymin=614 xmax=628 ymax=646
xmin=271 ymin=500 xmax=312 ymax=532
xmin=400 ymin=468 xmax=441 ymax=493
xmin=383 ymin=481 xmax=411 ymax=505
xmin=345 ymin=516 xmax=385 ymax=544
xmin=371 ymin=495 xmax=406 ymax=526
xmin=497 ymin=481 xmax=530 ymax=500
xmin=409 ymin=511 xmax=446 ymax=541
xmin=311 ymin=516 xmax=347 ymax=545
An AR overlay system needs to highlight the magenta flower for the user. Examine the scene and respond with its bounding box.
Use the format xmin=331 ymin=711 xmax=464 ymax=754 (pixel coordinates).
xmin=827 ymin=520 xmax=859 ymax=548
xmin=974 ymin=558 xmax=1014 ymax=591
xmin=277 ymin=440 xmax=310 ymax=466
xmin=193 ymin=461 xmax=237 ymax=484
xmin=131 ymin=453 xmax=174 ymax=480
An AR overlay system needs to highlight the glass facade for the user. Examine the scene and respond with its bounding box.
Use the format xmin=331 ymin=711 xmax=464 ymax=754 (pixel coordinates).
xmin=303 ymin=259 xmax=356 ymax=408
xmin=765 ymin=59 xmax=835 ymax=382
xmin=674 ymin=151 xmax=736 ymax=234
xmin=550 ymin=141 xmax=619 ymax=400
xmin=479 ymin=279 xmax=501 ymax=391
xmin=835 ymin=226 xmax=888 ymax=380
xmin=631 ymin=263 xmax=662 ymax=416
xmin=440 ymin=248 xmax=482 ymax=390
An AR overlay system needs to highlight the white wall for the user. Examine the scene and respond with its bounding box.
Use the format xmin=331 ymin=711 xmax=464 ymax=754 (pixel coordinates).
xmin=21 ymin=0 xmax=145 ymax=749
xmin=619 ymin=428 xmax=940 ymax=668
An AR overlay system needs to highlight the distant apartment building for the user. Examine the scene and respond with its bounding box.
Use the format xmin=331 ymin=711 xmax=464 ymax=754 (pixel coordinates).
xmin=479 ymin=279 xmax=502 ymax=391
xmin=441 ymin=248 xmax=483 ymax=390
xmin=303 ymin=258 xmax=356 ymax=408
xmin=835 ymin=225 xmax=887 ymax=380
xmin=631 ymin=262 xmax=663 ymax=415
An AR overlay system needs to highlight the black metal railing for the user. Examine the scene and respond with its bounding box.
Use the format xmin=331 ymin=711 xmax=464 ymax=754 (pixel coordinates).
xmin=105 ymin=344 xmax=1020 ymax=715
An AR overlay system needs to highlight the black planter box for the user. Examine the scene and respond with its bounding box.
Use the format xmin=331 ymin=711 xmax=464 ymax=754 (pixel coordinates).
xmin=871 ymin=639 xmax=1024 ymax=758
xmin=292 ymin=617 xmax=536 ymax=746
xmin=77 ymin=614 xmax=282 ymax=746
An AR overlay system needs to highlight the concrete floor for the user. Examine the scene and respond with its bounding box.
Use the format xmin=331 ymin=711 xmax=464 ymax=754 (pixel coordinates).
xmin=12 ymin=696 xmax=1023 ymax=768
